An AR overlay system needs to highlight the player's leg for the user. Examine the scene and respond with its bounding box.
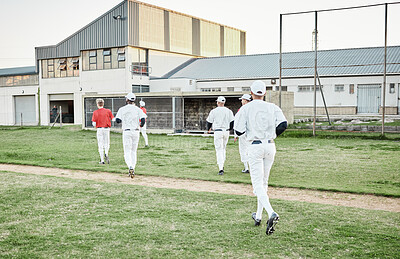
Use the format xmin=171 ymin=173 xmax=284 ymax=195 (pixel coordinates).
xmin=97 ymin=128 xmax=105 ymax=164
xmin=213 ymin=131 xmax=224 ymax=173
xmin=239 ymin=136 xmax=249 ymax=172
xmin=141 ymin=124 xmax=149 ymax=146
xmin=248 ymin=143 xmax=274 ymax=217
xmin=123 ymin=131 xmax=133 ymax=169
xmin=130 ymin=131 xmax=140 ymax=170
xmin=263 ymin=143 xmax=278 ymax=235
xmin=104 ymin=128 xmax=110 ymax=162
xmin=222 ymin=131 xmax=229 ymax=163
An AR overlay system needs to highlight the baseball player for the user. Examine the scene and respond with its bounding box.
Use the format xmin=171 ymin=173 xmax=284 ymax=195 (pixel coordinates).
xmin=114 ymin=93 xmax=147 ymax=178
xmin=234 ymin=94 xmax=252 ymax=174
xmin=92 ymin=98 xmax=114 ymax=164
xmin=139 ymin=100 xmax=149 ymax=147
xmin=234 ymin=80 xmax=287 ymax=235
xmin=206 ymin=96 xmax=234 ymax=175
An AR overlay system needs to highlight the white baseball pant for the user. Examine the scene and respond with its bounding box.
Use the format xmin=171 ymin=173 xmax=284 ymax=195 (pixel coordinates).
xmin=214 ymin=130 xmax=230 ymax=170
xmin=122 ymin=130 xmax=140 ymax=169
xmin=247 ymin=141 xmax=276 ymax=220
xmin=238 ymin=135 xmax=249 ymax=169
xmin=96 ymin=127 xmax=110 ymax=162
xmin=140 ymin=123 xmax=149 ymax=146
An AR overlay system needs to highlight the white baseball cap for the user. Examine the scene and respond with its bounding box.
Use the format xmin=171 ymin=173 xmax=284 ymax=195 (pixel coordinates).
xmin=239 ymin=94 xmax=252 ymax=101
xmin=139 ymin=100 xmax=145 ymax=107
xmin=216 ymin=96 xmax=226 ymax=103
xmin=250 ymin=80 xmax=266 ymax=96
xmin=125 ymin=92 xmax=136 ymax=101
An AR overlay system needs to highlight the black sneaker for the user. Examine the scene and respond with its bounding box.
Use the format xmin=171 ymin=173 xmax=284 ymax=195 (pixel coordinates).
xmin=218 ymin=170 xmax=224 ymax=175
xmin=252 ymin=212 xmax=261 ymax=226
xmin=128 ymin=168 xmax=135 ymax=178
xmin=243 ymin=170 xmax=249 ymax=174
xmin=99 ymin=161 xmax=105 ymax=164
xmin=105 ymin=155 xmax=110 ymax=164
xmin=266 ymin=212 xmax=279 ymax=235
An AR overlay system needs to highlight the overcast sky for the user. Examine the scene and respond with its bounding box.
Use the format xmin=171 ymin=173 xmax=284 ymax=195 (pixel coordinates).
xmin=0 ymin=0 xmax=399 ymax=69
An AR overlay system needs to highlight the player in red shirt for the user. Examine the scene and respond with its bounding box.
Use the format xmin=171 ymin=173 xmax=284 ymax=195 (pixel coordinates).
xmin=139 ymin=100 xmax=149 ymax=147
xmin=92 ymin=98 xmax=114 ymax=164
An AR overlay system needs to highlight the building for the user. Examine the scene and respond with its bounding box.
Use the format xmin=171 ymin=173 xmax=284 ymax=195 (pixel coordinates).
xmin=1 ymin=0 xmax=398 ymax=130
xmin=152 ymin=46 xmax=400 ymax=117
xmin=0 ymin=0 xmax=246 ymax=127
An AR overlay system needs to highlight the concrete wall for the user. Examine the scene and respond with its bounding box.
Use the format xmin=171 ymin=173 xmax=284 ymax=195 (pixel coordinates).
xmin=150 ymin=78 xmax=196 ymax=92
xmin=0 ymin=85 xmax=39 ymax=125
xmin=148 ymin=49 xmax=194 ymax=77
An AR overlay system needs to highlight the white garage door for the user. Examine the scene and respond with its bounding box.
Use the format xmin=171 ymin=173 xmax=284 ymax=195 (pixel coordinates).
xmin=15 ymin=95 xmax=36 ymax=125
xmin=357 ymin=84 xmax=381 ymax=114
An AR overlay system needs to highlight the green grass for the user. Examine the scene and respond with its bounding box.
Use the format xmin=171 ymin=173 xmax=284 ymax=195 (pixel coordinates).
xmin=0 ymin=172 xmax=399 ymax=258
xmin=0 ymin=126 xmax=399 ymax=197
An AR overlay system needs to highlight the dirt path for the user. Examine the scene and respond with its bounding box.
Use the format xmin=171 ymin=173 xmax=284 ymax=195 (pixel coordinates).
xmin=1 ymin=164 xmax=399 ymax=213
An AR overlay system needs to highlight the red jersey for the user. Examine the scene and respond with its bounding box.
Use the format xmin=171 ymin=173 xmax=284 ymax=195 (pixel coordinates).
xmin=140 ymin=107 xmax=147 ymax=114
xmin=92 ymin=108 xmax=114 ymax=128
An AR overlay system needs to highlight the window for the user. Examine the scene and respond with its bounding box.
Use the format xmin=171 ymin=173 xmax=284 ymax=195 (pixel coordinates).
xmin=275 ymin=86 xmax=287 ymax=91
xmin=349 ymin=84 xmax=355 ymax=94
xmin=59 ymin=59 xmax=67 ymax=71
xmin=335 ymin=84 xmax=345 ymax=92
xmin=118 ymin=48 xmax=126 ymax=68
xmin=103 ymin=49 xmax=112 ymax=69
xmin=132 ymin=85 xmax=149 ymax=93
xmin=266 ymin=86 xmax=273 ymax=91
xmin=389 ymin=83 xmax=395 ymax=94
xmin=298 ymin=85 xmax=322 ymax=92
xmin=201 ymin=88 xmax=221 ymax=92
xmin=242 ymin=87 xmax=250 ymax=92
xmin=227 ymin=87 xmax=234 ymax=92
xmin=89 ymin=50 xmax=97 ymax=70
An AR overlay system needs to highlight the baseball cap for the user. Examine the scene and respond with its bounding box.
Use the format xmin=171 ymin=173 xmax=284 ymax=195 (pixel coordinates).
xmin=250 ymin=80 xmax=266 ymax=96
xmin=216 ymin=96 xmax=226 ymax=103
xmin=239 ymin=94 xmax=251 ymax=101
xmin=139 ymin=100 xmax=145 ymax=107
xmin=125 ymin=92 xmax=136 ymax=101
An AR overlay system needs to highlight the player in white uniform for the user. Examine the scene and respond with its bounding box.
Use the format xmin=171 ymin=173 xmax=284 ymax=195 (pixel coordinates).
xmin=234 ymin=94 xmax=252 ymax=174
xmin=206 ymin=96 xmax=234 ymax=175
xmin=114 ymin=93 xmax=147 ymax=178
xmin=139 ymin=100 xmax=149 ymax=147
xmin=234 ymin=81 xmax=287 ymax=235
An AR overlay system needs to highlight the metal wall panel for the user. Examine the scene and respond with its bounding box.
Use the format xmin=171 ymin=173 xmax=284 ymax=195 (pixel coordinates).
xmin=240 ymin=31 xmax=246 ymax=55
xmin=36 ymin=1 xmax=128 ymax=61
xmin=164 ymin=10 xmax=170 ymax=51
xmin=128 ymin=1 xmax=139 ymax=46
xmin=192 ymin=18 xmax=200 ymax=56
xmin=220 ymin=26 xmax=224 ymax=56
xmin=357 ymin=84 xmax=381 ymax=113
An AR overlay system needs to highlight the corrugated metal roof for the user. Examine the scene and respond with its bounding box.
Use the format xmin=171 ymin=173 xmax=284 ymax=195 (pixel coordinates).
xmin=164 ymin=46 xmax=400 ymax=81
xmin=0 ymin=66 xmax=37 ymax=77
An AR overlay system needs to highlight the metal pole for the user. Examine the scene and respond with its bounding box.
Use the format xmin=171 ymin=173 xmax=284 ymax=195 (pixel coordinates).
xmin=172 ymin=97 xmax=176 ymax=131
xmin=382 ymin=3 xmax=388 ymax=136
xmin=279 ymin=14 xmax=283 ymax=108
xmin=60 ymin=106 xmax=62 ymax=128
xmin=313 ymin=11 xmax=318 ymax=136
xmin=20 ymin=113 xmax=23 ymax=127
xmin=317 ymin=72 xmax=331 ymax=125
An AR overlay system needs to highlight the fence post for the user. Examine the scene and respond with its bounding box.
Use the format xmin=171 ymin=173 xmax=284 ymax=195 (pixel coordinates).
xmin=60 ymin=106 xmax=62 ymax=128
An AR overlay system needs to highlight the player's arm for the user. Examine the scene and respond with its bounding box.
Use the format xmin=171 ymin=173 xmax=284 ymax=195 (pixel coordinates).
xmin=274 ymin=105 xmax=288 ymax=137
xmin=114 ymin=110 xmax=122 ymax=123
xmin=276 ymin=121 xmax=287 ymax=136
xmin=92 ymin=111 xmax=97 ymax=127
xmin=233 ymin=109 xmax=246 ymax=136
xmin=206 ymin=110 xmax=213 ymax=133
xmin=139 ymin=109 xmax=147 ymax=127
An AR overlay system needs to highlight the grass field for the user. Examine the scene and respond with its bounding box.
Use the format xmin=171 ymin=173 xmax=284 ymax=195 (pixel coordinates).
xmin=0 ymin=126 xmax=399 ymax=197
xmin=1 ymin=171 xmax=399 ymax=258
